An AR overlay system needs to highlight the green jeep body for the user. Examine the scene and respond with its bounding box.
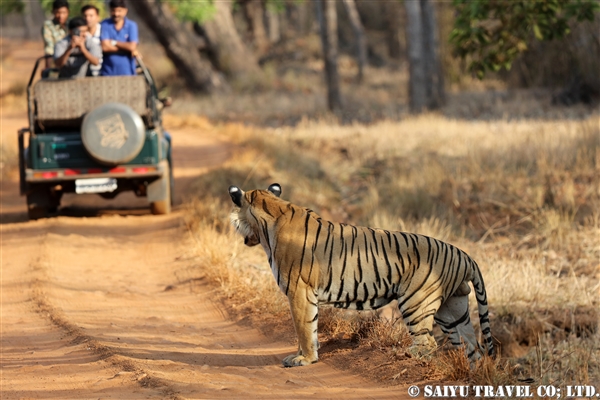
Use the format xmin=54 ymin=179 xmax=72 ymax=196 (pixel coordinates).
xmin=18 ymin=57 xmax=173 ymax=220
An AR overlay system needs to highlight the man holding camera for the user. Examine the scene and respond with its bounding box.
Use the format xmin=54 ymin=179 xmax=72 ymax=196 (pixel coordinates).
xmin=54 ymin=17 xmax=102 ymax=78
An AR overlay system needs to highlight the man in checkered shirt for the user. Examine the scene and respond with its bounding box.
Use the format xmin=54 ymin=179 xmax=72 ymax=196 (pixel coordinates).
xmin=42 ymin=0 xmax=70 ymax=69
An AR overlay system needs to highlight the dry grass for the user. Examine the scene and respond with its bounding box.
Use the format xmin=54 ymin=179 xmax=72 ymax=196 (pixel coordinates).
xmin=0 ymin=87 xmax=22 ymax=180
xmin=180 ymin=100 xmax=599 ymax=386
xmin=182 ymin=196 xmax=289 ymax=319
xmin=0 ymin=142 xmax=17 ymax=180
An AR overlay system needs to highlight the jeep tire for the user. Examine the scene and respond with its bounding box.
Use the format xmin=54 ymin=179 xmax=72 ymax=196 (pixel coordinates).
xmin=148 ymin=161 xmax=172 ymax=215
xmin=27 ymin=188 xmax=61 ymax=220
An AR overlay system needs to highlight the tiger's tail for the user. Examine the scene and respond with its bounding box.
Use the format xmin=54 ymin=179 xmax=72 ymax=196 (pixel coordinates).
xmin=472 ymin=261 xmax=495 ymax=357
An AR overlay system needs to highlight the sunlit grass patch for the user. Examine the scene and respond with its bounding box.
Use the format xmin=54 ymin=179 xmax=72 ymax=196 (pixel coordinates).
xmin=0 ymin=141 xmax=17 ymax=180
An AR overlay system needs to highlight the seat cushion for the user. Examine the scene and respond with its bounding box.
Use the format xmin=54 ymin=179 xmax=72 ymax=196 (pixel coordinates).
xmin=34 ymin=75 xmax=149 ymax=126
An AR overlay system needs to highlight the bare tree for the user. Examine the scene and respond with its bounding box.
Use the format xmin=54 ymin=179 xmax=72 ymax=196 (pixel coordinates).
xmin=422 ymin=0 xmax=445 ymax=108
xmin=201 ymin=0 xmax=260 ymax=78
xmin=265 ymin=3 xmax=281 ymax=44
xmin=22 ymin=1 xmax=36 ymax=40
xmin=129 ymin=0 xmax=227 ymax=94
xmin=405 ymin=0 xmax=427 ymax=112
xmin=316 ymin=0 xmax=342 ymax=111
xmin=342 ymin=0 xmax=367 ymax=82
xmin=297 ymin=1 xmax=310 ymax=36
xmin=404 ymin=0 xmax=445 ymax=112
xmin=240 ymin=0 xmax=270 ymax=55
xmin=383 ymin=1 xmax=403 ymax=59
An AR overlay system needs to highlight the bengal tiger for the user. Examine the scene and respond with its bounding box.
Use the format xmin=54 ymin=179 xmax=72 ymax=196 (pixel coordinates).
xmin=228 ymin=183 xmax=494 ymax=367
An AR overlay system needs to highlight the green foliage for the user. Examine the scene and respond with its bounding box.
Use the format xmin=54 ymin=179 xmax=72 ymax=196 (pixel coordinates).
xmin=40 ymin=0 xmax=107 ymax=17
xmin=265 ymin=0 xmax=286 ymax=13
xmin=167 ymin=0 xmax=216 ymax=24
xmin=2 ymin=0 xmax=227 ymax=33
xmin=450 ymin=0 xmax=599 ymax=79
xmin=1 ymin=0 xmax=106 ymax=17
xmin=0 ymin=0 xmax=24 ymax=13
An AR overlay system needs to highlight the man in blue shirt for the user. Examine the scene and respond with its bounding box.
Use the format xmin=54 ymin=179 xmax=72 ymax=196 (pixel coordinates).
xmin=100 ymin=0 xmax=138 ymax=76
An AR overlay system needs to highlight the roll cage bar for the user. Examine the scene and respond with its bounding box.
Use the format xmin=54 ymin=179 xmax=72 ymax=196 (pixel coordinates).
xmin=25 ymin=55 xmax=162 ymax=135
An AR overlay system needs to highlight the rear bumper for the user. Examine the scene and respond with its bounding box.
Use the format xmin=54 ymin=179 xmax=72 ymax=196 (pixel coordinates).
xmin=25 ymin=163 xmax=165 ymax=183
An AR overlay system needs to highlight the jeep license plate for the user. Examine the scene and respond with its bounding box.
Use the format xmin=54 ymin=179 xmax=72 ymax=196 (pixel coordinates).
xmin=75 ymin=178 xmax=118 ymax=194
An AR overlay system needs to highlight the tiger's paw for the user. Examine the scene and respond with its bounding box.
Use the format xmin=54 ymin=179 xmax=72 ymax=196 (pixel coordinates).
xmin=407 ymin=344 xmax=436 ymax=360
xmin=282 ymin=354 xmax=317 ymax=367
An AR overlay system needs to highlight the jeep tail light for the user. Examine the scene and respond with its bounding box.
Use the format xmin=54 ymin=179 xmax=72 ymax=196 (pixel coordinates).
xmin=132 ymin=167 xmax=156 ymax=173
xmin=33 ymin=171 xmax=58 ymax=179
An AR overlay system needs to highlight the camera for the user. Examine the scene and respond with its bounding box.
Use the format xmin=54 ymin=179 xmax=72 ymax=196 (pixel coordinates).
xmin=73 ymin=28 xmax=81 ymax=37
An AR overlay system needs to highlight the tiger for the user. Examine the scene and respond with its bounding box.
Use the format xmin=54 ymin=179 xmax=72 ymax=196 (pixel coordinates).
xmin=228 ymin=183 xmax=494 ymax=367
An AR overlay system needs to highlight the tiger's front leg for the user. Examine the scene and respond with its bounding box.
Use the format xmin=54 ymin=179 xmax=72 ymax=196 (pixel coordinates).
xmin=282 ymin=283 xmax=319 ymax=367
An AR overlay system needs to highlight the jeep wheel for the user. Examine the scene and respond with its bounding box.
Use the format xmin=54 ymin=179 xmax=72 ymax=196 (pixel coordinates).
xmin=148 ymin=161 xmax=172 ymax=215
xmin=26 ymin=188 xmax=61 ymax=220
xmin=27 ymin=204 xmax=49 ymax=220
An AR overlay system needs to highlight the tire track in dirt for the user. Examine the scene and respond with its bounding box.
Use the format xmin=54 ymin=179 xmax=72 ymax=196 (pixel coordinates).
xmin=24 ymin=219 xmax=183 ymax=399
xmin=28 ymin=222 xmax=179 ymax=398
xmin=1 ymin=217 xmax=158 ymax=398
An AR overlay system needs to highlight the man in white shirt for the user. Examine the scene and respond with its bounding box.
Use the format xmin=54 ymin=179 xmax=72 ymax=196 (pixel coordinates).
xmin=81 ymin=4 xmax=102 ymax=76
xmin=54 ymin=17 xmax=101 ymax=78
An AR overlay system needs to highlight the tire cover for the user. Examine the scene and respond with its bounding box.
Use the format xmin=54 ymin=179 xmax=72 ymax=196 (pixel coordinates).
xmin=81 ymin=102 xmax=145 ymax=165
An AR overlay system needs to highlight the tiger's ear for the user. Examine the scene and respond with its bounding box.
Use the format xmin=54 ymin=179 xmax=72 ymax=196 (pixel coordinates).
xmin=267 ymin=183 xmax=282 ymax=198
xmin=229 ymin=185 xmax=243 ymax=207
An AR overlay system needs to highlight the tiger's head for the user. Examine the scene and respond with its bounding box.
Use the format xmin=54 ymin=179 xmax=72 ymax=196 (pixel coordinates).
xmin=228 ymin=183 xmax=283 ymax=247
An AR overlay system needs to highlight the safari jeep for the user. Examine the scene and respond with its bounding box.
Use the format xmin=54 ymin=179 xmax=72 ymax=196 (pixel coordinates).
xmin=18 ymin=57 xmax=173 ymax=220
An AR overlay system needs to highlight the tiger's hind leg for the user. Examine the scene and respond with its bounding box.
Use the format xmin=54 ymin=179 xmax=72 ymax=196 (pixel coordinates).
xmin=434 ymin=290 xmax=482 ymax=361
xmin=400 ymin=301 xmax=439 ymax=359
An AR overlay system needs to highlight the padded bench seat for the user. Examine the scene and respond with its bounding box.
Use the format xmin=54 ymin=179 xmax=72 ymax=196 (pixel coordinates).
xmin=34 ymin=75 xmax=150 ymax=130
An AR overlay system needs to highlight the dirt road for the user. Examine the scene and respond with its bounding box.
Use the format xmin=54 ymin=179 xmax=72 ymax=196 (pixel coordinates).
xmin=1 ymin=121 xmax=410 ymax=399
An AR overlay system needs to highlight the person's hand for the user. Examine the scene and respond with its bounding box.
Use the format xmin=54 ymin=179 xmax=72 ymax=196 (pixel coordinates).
xmin=132 ymin=50 xmax=142 ymax=59
xmin=69 ymin=36 xmax=78 ymax=49
xmin=72 ymin=35 xmax=85 ymax=49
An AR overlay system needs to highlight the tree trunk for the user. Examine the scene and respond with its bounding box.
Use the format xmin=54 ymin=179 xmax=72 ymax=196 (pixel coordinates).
xmin=342 ymin=0 xmax=367 ymax=82
xmin=404 ymin=0 xmax=445 ymax=112
xmin=404 ymin=0 xmax=427 ymax=112
xmin=297 ymin=1 xmax=310 ymax=36
xmin=31 ymin=1 xmax=46 ymax=26
xmin=383 ymin=1 xmax=402 ymax=59
xmin=22 ymin=1 xmax=38 ymax=39
xmin=316 ymin=0 xmax=342 ymax=112
xmin=201 ymin=0 xmax=260 ymax=78
xmin=265 ymin=3 xmax=281 ymax=44
xmin=129 ymin=0 xmax=227 ymax=94
xmin=421 ymin=0 xmax=445 ymax=108
xmin=241 ymin=0 xmax=270 ymax=55
xmin=192 ymin=23 xmax=220 ymax=71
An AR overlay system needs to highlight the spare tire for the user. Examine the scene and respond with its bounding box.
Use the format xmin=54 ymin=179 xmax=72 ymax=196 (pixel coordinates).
xmin=81 ymin=102 xmax=145 ymax=166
